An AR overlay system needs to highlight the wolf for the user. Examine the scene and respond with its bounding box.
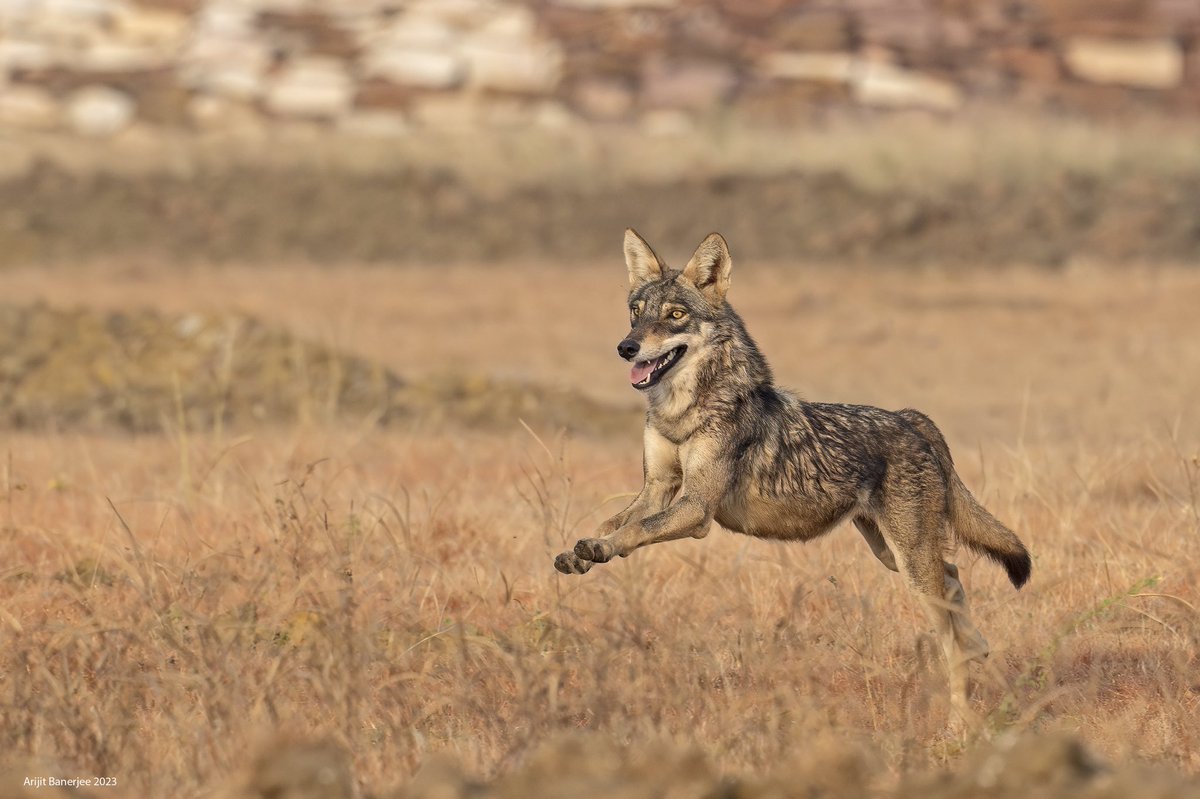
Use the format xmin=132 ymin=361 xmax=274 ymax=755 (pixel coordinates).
xmin=554 ymin=229 xmax=1031 ymax=722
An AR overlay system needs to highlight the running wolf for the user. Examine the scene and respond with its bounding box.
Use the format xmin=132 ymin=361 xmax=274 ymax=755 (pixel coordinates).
xmin=554 ymin=229 xmax=1031 ymax=721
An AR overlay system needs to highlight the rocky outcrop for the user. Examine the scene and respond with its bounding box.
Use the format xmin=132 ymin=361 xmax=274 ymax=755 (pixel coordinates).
xmin=0 ymin=0 xmax=1197 ymax=138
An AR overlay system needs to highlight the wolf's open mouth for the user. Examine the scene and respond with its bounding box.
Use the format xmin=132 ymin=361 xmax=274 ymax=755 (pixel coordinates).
xmin=630 ymin=345 xmax=686 ymax=390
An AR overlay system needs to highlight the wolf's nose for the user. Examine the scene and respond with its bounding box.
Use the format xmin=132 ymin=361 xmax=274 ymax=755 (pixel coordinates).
xmin=617 ymin=339 xmax=640 ymax=360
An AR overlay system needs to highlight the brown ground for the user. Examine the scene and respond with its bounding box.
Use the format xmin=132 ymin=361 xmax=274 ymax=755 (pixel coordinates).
xmin=4 ymin=114 xmax=1200 ymax=269
xmin=4 ymin=165 xmax=1200 ymax=268
xmin=1 ymin=259 xmax=1199 ymax=797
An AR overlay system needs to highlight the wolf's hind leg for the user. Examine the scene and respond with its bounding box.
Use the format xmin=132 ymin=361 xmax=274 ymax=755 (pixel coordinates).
xmin=879 ymin=498 xmax=982 ymax=729
xmin=854 ymin=516 xmax=899 ymax=572
xmin=942 ymin=561 xmax=989 ymax=661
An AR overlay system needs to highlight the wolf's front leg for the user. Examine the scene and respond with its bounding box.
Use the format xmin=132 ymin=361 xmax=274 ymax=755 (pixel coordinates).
xmin=553 ymin=550 xmax=596 ymax=574
xmin=553 ymin=491 xmax=649 ymax=575
xmin=571 ymin=438 xmax=726 ymax=566
xmin=554 ymin=427 xmax=684 ymax=575
xmin=572 ymin=494 xmax=713 ymax=564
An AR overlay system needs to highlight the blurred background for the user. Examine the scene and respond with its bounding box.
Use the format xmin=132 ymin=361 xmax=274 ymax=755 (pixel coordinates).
xmin=1 ymin=0 xmax=1198 ymax=433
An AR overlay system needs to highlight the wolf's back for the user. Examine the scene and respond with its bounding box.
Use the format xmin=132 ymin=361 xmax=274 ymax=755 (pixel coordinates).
xmin=897 ymin=409 xmax=1031 ymax=589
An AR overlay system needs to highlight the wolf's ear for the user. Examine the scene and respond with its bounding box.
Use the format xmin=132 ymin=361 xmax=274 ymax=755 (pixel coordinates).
xmin=624 ymin=228 xmax=664 ymax=289
xmin=682 ymin=232 xmax=732 ymax=304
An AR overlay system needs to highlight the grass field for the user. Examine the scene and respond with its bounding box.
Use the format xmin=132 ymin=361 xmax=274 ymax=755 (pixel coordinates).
xmin=2 ymin=259 xmax=1199 ymax=797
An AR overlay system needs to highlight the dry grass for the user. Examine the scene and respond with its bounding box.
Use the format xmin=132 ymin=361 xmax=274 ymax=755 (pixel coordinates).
xmin=5 ymin=111 xmax=1200 ymax=195
xmin=1 ymin=261 xmax=1199 ymax=796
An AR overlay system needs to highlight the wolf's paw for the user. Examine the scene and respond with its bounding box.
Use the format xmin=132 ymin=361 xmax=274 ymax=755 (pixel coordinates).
xmin=573 ymin=538 xmax=614 ymax=563
xmin=554 ymin=551 xmax=594 ymax=575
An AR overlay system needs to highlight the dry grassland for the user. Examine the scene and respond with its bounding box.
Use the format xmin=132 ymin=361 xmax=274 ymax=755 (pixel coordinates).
xmin=1 ymin=259 xmax=1199 ymax=797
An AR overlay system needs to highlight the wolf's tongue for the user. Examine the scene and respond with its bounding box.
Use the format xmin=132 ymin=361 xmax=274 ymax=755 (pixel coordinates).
xmin=630 ymin=360 xmax=654 ymax=385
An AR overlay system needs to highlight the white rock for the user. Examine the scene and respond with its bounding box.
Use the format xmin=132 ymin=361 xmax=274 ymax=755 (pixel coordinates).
xmin=41 ymin=0 xmax=122 ymax=20
xmin=78 ymin=42 xmax=170 ymax=71
xmin=760 ymin=52 xmax=856 ymax=83
xmin=180 ymin=37 xmax=270 ymax=98
xmin=0 ymin=85 xmax=62 ymax=129
xmin=201 ymin=65 xmax=266 ymax=99
xmin=852 ymin=61 xmax=961 ymax=111
xmin=66 ymin=85 xmax=136 ymax=137
xmin=113 ymin=5 xmax=190 ymax=46
xmin=553 ymin=0 xmax=677 ymax=7
xmin=1063 ymin=37 xmax=1183 ymax=89
xmin=195 ymin=4 xmax=256 ymax=36
xmin=20 ymin=12 xmax=107 ymax=46
xmin=476 ymin=5 xmax=537 ymax=39
xmin=0 ymin=0 xmax=38 ymax=23
xmin=461 ymin=37 xmax=563 ymax=92
xmin=0 ymin=38 xmax=57 ymax=71
xmin=406 ymin=0 xmax=498 ymax=25
xmin=187 ymin=94 xmax=264 ymax=133
xmin=338 ymin=110 xmax=410 ymax=137
xmin=228 ymin=0 xmax=305 ymax=10
xmin=371 ymin=13 xmax=456 ymax=49
xmin=362 ymin=49 xmax=464 ymax=88
xmin=265 ymin=58 xmax=354 ymax=118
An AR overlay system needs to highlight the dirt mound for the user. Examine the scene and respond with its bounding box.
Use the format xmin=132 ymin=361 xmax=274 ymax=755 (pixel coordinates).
xmin=0 ymin=304 xmax=636 ymax=435
xmin=4 ymin=164 xmax=1200 ymax=267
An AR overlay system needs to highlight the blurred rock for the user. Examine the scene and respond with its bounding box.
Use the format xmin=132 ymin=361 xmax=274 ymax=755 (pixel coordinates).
xmin=0 ymin=0 xmax=1197 ymax=133
xmin=461 ymin=32 xmax=563 ymax=92
xmin=0 ymin=84 xmax=61 ymax=129
xmin=773 ymin=9 xmax=852 ymax=51
xmin=363 ymin=50 xmax=465 ymax=89
xmin=992 ymin=47 xmax=1061 ymax=82
xmin=853 ymin=61 xmax=962 ymax=111
xmin=640 ymin=58 xmax=737 ymax=110
xmin=265 ymin=57 xmax=354 ymax=118
xmin=366 ymin=12 xmax=456 ymax=50
xmin=65 ymin=84 xmax=134 ymax=136
xmin=573 ymin=77 xmax=635 ymax=120
xmin=532 ymin=99 xmax=575 ymax=129
xmin=39 ymin=0 xmax=119 ymax=21
xmin=186 ymin=94 xmax=264 ymax=132
xmin=410 ymin=94 xmax=480 ymax=129
xmin=0 ymin=38 xmax=57 ymax=71
xmin=640 ymin=107 xmax=693 ymax=136
xmin=553 ymin=0 xmax=678 ymax=7
xmin=760 ymin=51 xmax=856 ymax=83
xmin=181 ymin=36 xmax=270 ymax=99
xmin=338 ymin=108 xmax=409 ymax=136
xmin=113 ymin=4 xmax=190 ymax=47
xmin=1063 ymin=37 xmax=1183 ymax=88
xmin=77 ymin=41 xmax=172 ymax=71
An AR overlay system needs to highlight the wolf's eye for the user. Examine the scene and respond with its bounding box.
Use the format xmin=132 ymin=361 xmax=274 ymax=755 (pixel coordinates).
xmin=631 ymin=307 xmax=641 ymax=318
xmin=670 ymin=309 xmax=686 ymax=320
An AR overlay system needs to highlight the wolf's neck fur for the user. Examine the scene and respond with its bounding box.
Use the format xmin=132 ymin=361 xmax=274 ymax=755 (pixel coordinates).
xmin=707 ymin=303 xmax=773 ymax=391
xmin=647 ymin=302 xmax=774 ymax=431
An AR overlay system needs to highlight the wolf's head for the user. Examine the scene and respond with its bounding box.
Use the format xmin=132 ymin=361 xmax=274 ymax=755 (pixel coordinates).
xmin=616 ymin=229 xmax=734 ymax=392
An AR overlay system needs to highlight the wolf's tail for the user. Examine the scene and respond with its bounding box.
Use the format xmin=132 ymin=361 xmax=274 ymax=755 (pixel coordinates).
xmin=898 ymin=409 xmax=1032 ymax=589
